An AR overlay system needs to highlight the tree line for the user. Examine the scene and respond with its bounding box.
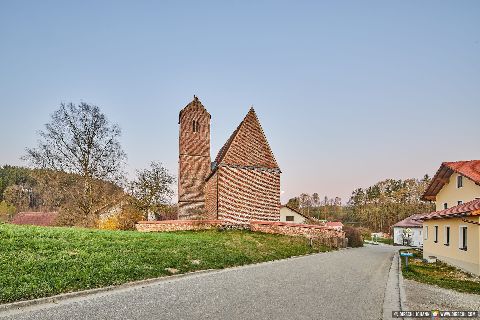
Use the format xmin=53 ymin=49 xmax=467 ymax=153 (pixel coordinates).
xmin=287 ymin=176 xmax=435 ymax=233
xmin=0 ymin=102 xmax=176 ymax=228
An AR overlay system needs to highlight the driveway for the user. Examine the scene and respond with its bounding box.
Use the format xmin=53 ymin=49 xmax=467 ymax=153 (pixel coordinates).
xmin=0 ymin=245 xmax=399 ymax=320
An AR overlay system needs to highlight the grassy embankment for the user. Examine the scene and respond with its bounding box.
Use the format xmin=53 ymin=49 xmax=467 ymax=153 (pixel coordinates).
xmin=0 ymin=223 xmax=328 ymax=303
xmin=400 ymin=249 xmax=480 ymax=295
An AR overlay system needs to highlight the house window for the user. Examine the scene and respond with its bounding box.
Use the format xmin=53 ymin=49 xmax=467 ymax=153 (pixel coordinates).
xmin=457 ymin=175 xmax=463 ymax=188
xmin=443 ymin=203 xmax=448 ymax=210
xmin=424 ymin=226 xmax=428 ymax=240
xmin=434 ymin=226 xmax=438 ymax=243
xmin=192 ymin=120 xmax=200 ymax=133
xmin=286 ymin=216 xmax=294 ymax=222
xmin=444 ymin=226 xmax=450 ymax=246
xmin=459 ymin=226 xmax=468 ymax=251
xmin=457 ymin=200 xmax=463 ymax=206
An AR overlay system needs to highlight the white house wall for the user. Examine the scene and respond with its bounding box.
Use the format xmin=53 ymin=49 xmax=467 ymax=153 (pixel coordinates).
xmin=393 ymin=227 xmax=423 ymax=247
xmin=280 ymin=207 xmax=307 ymax=224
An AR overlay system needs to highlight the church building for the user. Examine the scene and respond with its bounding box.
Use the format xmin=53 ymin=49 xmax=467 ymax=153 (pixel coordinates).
xmin=178 ymin=96 xmax=281 ymax=224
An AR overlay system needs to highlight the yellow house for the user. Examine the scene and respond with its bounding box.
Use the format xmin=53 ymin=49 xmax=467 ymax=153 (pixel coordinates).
xmin=419 ymin=160 xmax=480 ymax=275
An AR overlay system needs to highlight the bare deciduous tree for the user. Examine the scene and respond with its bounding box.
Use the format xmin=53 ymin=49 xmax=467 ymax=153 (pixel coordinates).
xmin=24 ymin=102 xmax=126 ymax=221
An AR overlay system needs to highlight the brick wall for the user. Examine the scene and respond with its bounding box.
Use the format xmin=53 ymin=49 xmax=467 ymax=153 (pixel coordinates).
xmin=250 ymin=220 xmax=346 ymax=248
xmin=204 ymin=171 xmax=218 ymax=219
xmin=136 ymin=220 xmax=346 ymax=248
xmin=178 ymin=97 xmax=211 ymax=219
xmin=136 ymin=220 xmax=222 ymax=232
xmin=217 ymin=166 xmax=280 ymax=224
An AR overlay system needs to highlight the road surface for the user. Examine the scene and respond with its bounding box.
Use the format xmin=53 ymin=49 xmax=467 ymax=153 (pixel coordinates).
xmin=0 ymin=245 xmax=398 ymax=320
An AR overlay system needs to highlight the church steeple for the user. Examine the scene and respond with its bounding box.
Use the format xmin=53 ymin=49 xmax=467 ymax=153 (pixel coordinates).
xmin=178 ymin=96 xmax=212 ymax=219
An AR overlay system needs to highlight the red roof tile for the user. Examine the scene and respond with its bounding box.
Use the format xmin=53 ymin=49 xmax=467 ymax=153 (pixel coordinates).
xmin=392 ymin=214 xmax=423 ymax=228
xmin=416 ymin=198 xmax=480 ymax=221
xmin=422 ymin=160 xmax=480 ymax=200
xmin=11 ymin=212 xmax=58 ymax=226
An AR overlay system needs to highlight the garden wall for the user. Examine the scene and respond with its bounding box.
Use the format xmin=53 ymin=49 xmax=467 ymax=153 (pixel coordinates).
xmin=136 ymin=220 xmax=223 ymax=232
xmin=136 ymin=219 xmax=347 ymax=248
xmin=249 ymin=220 xmax=347 ymax=248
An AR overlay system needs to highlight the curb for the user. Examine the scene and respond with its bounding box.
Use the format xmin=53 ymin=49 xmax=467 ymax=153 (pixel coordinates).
xmin=382 ymin=251 xmax=404 ymax=320
xmin=0 ymin=248 xmax=349 ymax=314
xmin=398 ymin=253 xmax=408 ymax=311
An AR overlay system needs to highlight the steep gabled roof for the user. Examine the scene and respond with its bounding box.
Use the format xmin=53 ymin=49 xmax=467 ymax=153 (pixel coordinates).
xmin=422 ymin=160 xmax=480 ymax=201
xmin=178 ymin=96 xmax=211 ymax=124
xmin=213 ymin=107 xmax=280 ymax=171
xmin=416 ymin=198 xmax=480 ymax=221
xmin=392 ymin=214 xmax=423 ymax=228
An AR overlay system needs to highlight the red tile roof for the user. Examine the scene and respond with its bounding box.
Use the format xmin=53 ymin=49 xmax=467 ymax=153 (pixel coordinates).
xmin=11 ymin=212 xmax=58 ymax=226
xmin=422 ymin=160 xmax=480 ymax=200
xmin=392 ymin=214 xmax=423 ymax=228
xmin=416 ymin=198 xmax=480 ymax=221
xmin=444 ymin=160 xmax=480 ymax=184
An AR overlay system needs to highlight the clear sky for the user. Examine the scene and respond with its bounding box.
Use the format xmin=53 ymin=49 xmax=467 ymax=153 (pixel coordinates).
xmin=1 ymin=1 xmax=479 ymax=203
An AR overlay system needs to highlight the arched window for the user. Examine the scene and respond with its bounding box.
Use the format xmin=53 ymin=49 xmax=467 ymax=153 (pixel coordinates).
xmin=192 ymin=120 xmax=200 ymax=133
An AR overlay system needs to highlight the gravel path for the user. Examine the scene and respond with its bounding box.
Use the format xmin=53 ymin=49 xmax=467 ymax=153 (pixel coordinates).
xmin=0 ymin=245 xmax=398 ymax=320
xmin=404 ymin=278 xmax=480 ymax=312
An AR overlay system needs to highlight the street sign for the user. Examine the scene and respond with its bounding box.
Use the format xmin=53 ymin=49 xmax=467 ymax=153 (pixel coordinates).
xmin=400 ymin=252 xmax=413 ymax=257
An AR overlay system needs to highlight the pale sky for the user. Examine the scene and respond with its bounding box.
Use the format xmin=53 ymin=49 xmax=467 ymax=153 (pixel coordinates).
xmin=1 ymin=1 xmax=479 ymax=203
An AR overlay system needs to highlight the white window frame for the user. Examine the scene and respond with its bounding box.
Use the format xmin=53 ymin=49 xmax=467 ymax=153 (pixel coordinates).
xmin=459 ymin=225 xmax=468 ymax=251
xmin=434 ymin=225 xmax=439 ymax=243
xmin=424 ymin=226 xmax=428 ymax=240
xmin=443 ymin=203 xmax=448 ymax=210
xmin=444 ymin=225 xmax=450 ymax=246
xmin=457 ymin=200 xmax=463 ymax=206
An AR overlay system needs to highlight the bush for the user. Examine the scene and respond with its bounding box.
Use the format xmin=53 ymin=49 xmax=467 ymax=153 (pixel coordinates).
xmin=344 ymin=226 xmax=363 ymax=247
xmin=98 ymin=216 xmax=120 ymax=230
xmin=0 ymin=201 xmax=16 ymax=222
xmin=357 ymin=227 xmax=372 ymax=240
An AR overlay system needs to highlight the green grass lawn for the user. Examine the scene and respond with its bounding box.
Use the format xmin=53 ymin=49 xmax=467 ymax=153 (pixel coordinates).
xmin=400 ymin=249 xmax=480 ymax=295
xmin=0 ymin=223 xmax=328 ymax=304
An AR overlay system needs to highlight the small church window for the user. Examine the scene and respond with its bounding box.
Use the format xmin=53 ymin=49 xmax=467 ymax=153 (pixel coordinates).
xmin=192 ymin=120 xmax=200 ymax=133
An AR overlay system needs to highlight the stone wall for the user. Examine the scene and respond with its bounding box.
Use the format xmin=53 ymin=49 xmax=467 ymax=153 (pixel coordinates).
xmin=250 ymin=220 xmax=346 ymax=248
xmin=136 ymin=220 xmax=222 ymax=232
xmin=136 ymin=219 xmax=346 ymax=248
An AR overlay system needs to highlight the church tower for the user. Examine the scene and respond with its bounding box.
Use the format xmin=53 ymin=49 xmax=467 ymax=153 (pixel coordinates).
xmin=178 ymin=96 xmax=211 ymax=219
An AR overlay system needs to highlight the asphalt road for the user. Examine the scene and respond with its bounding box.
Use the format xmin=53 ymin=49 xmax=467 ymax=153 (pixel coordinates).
xmin=0 ymin=245 xmax=398 ymax=320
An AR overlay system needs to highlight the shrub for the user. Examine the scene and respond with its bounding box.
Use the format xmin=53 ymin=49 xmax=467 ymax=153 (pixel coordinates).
xmin=0 ymin=201 xmax=16 ymax=222
xmin=357 ymin=227 xmax=372 ymax=240
xmin=98 ymin=216 xmax=120 ymax=230
xmin=344 ymin=226 xmax=363 ymax=247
